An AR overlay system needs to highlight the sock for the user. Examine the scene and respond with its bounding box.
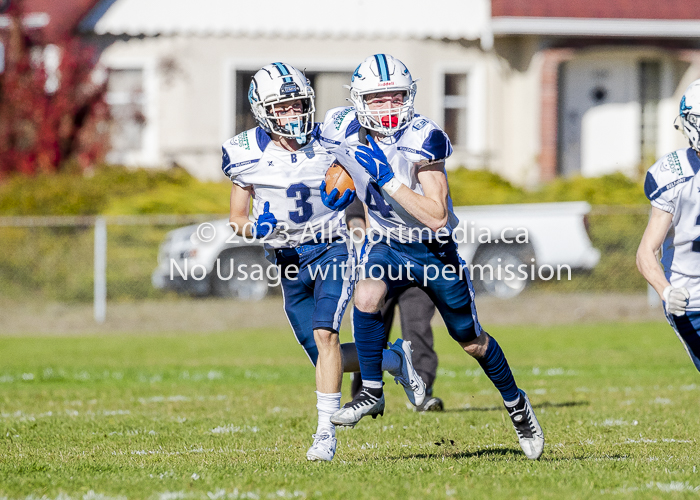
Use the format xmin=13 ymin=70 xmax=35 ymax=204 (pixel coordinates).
xmin=381 ymin=348 xmax=402 ymax=375
xmin=504 ymin=395 xmax=521 ymax=407
xmin=353 ymin=308 xmax=385 ymax=383
xmin=315 ymin=391 xmax=341 ymax=435
xmin=361 ymin=382 xmax=383 ymax=398
xmin=476 ymin=336 xmax=520 ymax=403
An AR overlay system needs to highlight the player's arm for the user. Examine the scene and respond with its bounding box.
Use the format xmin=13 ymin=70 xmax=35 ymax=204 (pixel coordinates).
xmin=390 ymin=161 xmax=449 ymax=232
xmin=229 ymin=183 xmax=255 ymax=238
xmin=636 ymin=206 xmax=673 ymax=298
xmin=229 ymin=183 xmax=278 ymax=239
xmin=354 ymin=135 xmax=448 ymax=232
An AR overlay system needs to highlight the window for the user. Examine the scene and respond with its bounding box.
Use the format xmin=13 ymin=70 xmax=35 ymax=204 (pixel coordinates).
xmin=106 ymin=68 xmax=145 ymax=154
xmin=640 ymin=61 xmax=661 ymax=169
xmin=235 ymin=70 xmax=257 ymax=135
xmin=443 ymin=73 xmax=468 ymax=147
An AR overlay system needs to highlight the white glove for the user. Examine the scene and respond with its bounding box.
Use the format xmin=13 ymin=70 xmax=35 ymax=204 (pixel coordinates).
xmin=663 ymin=286 xmax=690 ymax=316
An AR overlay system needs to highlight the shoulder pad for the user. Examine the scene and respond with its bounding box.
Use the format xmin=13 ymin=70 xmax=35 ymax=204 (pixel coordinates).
xmin=644 ymin=148 xmax=698 ymax=201
xmin=221 ymin=127 xmax=265 ymax=178
xmin=320 ymin=107 xmax=356 ymax=148
xmin=328 ymin=107 xmax=355 ymax=131
xmin=397 ymin=117 xmax=452 ymax=161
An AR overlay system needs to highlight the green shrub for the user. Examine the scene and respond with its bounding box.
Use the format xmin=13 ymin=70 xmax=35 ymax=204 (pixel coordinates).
xmin=0 ymin=165 xmax=226 ymax=216
xmin=529 ymin=172 xmax=648 ymax=206
xmin=447 ymin=169 xmax=525 ymax=206
xmin=0 ymin=174 xmax=108 ymax=216
xmin=0 ymin=165 xmax=649 ymax=217
xmin=446 ymin=169 xmax=648 ymax=206
xmin=104 ymin=181 xmax=230 ymax=215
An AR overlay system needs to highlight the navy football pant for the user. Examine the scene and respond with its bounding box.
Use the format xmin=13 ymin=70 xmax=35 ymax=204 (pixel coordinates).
xmin=353 ymin=237 xmax=520 ymax=402
xmin=275 ymin=240 xmax=355 ymax=365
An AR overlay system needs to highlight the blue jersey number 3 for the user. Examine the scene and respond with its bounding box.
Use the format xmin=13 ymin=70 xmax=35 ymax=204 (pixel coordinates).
xmin=287 ymin=183 xmax=314 ymax=224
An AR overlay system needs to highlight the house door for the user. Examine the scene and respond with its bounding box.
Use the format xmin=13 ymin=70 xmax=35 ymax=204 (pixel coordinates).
xmin=558 ymin=56 xmax=641 ymax=177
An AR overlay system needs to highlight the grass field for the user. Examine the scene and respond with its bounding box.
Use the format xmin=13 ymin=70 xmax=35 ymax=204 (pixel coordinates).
xmin=1 ymin=321 xmax=699 ymax=499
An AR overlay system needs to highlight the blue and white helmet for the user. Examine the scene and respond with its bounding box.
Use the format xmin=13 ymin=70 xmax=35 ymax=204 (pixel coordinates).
xmin=248 ymin=63 xmax=315 ymax=144
xmin=347 ymin=54 xmax=417 ymax=136
xmin=676 ymin=79 xmax=700 ymax=152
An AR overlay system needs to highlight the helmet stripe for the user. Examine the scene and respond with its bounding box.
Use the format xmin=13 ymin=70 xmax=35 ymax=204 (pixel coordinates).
xmin=374 ymin=54 xmax=390 ymax=82
xmin=272 ymin=62 xmax=293 ymax=83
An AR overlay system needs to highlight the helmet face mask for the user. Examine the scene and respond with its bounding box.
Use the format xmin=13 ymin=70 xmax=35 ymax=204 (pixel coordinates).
xmin=348 ymin=54 xmax=417 ymax=136
xmin=677 ymin=80 xmax=700 ymax=152
xmin=248 ymin=63 xmax=315 ymax=144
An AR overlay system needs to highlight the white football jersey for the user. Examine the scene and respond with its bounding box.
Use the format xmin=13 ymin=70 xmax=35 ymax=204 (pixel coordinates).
xmin=645 ymin=147 xmax=700 ymax=310
xmin=221 ymin=125 xmax=346 ymax=249
xmin=320 ymin=107 xmax=459 ymax=242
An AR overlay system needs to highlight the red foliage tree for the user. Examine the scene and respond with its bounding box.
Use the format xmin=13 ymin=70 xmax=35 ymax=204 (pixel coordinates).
xmin=0 ymin=1 xmax=109 ymax=177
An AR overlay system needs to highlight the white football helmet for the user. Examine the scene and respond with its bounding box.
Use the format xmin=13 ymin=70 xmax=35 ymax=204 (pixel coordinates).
xmin=676 ymin=79 xmax=700 ymax=152
xmin=347 ymin=54 xmax=417 ymax=136
xmin=248 ymin=63 xmax=315 ymax=144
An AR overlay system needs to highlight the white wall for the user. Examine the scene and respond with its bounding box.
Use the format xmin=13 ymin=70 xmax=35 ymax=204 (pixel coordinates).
xmin=98 ymin=36 xmax=489 ymax=181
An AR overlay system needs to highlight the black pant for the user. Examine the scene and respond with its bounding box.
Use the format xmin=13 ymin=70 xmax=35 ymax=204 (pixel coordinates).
xmin=351 ymin=286 xmax=438 ymax=397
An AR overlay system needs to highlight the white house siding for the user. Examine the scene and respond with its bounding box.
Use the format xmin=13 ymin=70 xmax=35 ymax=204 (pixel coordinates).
xmin=487 ymin=38 xmax=545 ymax=187
xmin=97 ymin=35 xmax=491 ymax=180
xmin=489 ymin=38 xmax=700 ymax=185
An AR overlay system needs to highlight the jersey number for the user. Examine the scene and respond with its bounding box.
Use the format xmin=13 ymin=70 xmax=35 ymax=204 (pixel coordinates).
xmin=365 ymin=182 xmax=395 ymax=219
xmin=693 ymin=213 xmax=700 ymax=253
xmin=287 ymin=183 xmax=313 ymax=224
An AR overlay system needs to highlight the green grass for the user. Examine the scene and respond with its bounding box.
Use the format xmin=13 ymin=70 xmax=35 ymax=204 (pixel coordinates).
xmin=1 ymin=322 xmax=699 ymax=499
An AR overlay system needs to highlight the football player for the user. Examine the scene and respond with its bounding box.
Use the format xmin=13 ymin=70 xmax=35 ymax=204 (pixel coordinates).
xmin=319 ymin=54 xmax=544 ymax=460
xmin=222 ymin=63 xmax=425 ymax=461
xmin=637 ymin=79 xmax=700 ymax=373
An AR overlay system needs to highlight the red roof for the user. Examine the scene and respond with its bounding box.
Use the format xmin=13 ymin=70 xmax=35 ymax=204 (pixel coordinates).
xmin=4 ymin=0 xmax=99 ymax=43
xmin=492 ymin=0 xmax=700 ymax=20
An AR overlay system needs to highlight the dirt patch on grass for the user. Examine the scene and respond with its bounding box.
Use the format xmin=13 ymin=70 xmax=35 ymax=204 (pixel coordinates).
xmin=0 ymin=292 xmax=664 ymax=335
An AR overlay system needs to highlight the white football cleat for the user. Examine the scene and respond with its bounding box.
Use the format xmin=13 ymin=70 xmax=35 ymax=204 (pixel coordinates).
xmin=388 ymin=339 xmax=426 ymax=407
xmin=306 ymin=431 xmax=337 ymax=461
xmin=330 ymin=389 xmax=385 ymax=428
xmin=505 ymin=389 xmax=545 ymax=460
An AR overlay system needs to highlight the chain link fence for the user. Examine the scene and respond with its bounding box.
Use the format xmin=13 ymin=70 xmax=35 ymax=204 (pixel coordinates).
xmin=0 ymin=206 xmax=655 ymax=329
xmin=0 ymin=214 xmax=219 ymax=304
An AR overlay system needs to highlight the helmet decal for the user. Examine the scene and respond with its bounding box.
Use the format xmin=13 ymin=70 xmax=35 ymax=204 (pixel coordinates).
xmin=280 ymin=82 xmax=301 ymax=95
xmin=681 ymin=96 xmax=692 ymax=116
xmin=248 ymin=80 xmax=258 ymax=105
xmin=352 ymin=64 xmax=363 ymax=83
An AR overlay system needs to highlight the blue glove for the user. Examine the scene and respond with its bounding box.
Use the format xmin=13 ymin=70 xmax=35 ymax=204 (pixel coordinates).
xmin=252 ymin=201 xmax=277 ymax=239
xmin=320 ymin=181 xmax=356 ymax=211
xmin=355 ymin=135 xmax=394 ymax=187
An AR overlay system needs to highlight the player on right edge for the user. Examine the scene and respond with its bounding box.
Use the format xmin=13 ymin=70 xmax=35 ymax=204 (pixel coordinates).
xmin=637 ymin=79 xmax=700 ymax=372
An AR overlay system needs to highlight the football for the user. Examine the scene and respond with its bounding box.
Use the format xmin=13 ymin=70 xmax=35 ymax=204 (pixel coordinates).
xmin=324 ymin=161 xmax=355 ymax=200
